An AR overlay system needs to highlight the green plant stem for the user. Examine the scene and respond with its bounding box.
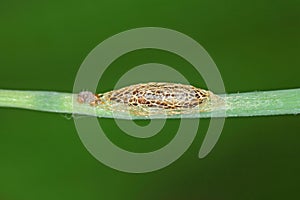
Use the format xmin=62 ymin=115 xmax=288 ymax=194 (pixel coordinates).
xmin=0 ymin=88 xmax=299 ymax=119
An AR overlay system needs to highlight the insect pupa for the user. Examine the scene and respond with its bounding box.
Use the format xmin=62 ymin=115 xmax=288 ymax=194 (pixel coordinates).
xmin=77 ymin=82 xmax=219 ymax=115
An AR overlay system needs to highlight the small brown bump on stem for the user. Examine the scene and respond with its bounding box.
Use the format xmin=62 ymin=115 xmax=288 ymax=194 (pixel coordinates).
xmin=77 ymin=91 xmax=98 ymax=104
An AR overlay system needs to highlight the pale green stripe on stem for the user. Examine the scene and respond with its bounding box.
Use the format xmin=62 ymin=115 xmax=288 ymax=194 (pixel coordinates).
xmin=0 ymin=88 xmax=299 ymax=119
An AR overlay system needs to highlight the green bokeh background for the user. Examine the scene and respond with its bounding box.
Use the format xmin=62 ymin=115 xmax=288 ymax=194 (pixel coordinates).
xmin=1 ymin=0 xmax=300 ymax=199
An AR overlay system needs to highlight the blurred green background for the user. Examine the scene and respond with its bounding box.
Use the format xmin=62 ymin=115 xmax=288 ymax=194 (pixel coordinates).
xmin=0 ymin=0 xmax=300 ymax=199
